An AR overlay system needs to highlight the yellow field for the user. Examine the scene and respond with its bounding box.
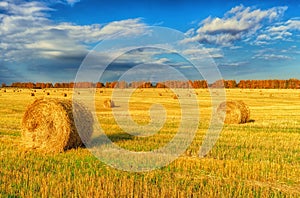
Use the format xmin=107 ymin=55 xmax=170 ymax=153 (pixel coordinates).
xmin=0 ymin=88 xmax=299 ymax=197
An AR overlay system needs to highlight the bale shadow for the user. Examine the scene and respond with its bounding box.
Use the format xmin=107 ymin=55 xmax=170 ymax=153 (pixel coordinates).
xmin=88 ymin=133 xmax=134 ymax=147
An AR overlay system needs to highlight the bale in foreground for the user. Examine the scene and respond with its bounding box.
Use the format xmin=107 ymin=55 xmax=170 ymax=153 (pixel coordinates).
xmin=22 ymin=98 xmax=93 ymax=153
xmin=217 ymin=100 xmax=250 ymax=124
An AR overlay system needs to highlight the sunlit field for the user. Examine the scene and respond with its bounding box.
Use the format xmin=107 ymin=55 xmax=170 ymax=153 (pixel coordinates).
xmin=0 ymin=88 xmax=299 ymax=197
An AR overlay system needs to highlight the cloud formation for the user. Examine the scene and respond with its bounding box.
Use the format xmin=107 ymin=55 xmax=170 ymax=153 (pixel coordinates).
xmin=65 ymin=0 xmax=81 ymax=6
xmin=0 ymin=1 xmax=147 ymax=61
xmin=185 ymin=5 xmax=287 ymax=46
xmin=0 ymin=0 xmax=148 ymax=82
xmin=267 ymin=19 xmax=300 ymax=40
xmin=253 ymin=53 xmax=292 ymax=61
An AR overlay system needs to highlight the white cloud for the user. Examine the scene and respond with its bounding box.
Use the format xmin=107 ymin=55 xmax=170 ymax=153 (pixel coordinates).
xmin=52 ymin=18 xmax=146 ymax=43
xmin=182 ymin=47 xmax=224 ymax=59
xmin=0 ymin=0 xmax=147 ymax=62
xmin=256 ymin=34 xmax=271 ymax=41
xmin=152 ymin=58 xmax=170 ymax=64
xmin=186 ymin=5 xmax=287 ymax=46
xmin=269 ymin=19 xmax=300 ymax=32
xmin=0 ymin=1 xmax=53 ymax=16
xmin=229 ymin=45 xmax=242 ymax=50
xmin=252 ymin=18 xmax=300 ymax=45
xmin=253 ymin=52 xmax=292 ymax=61
xmin=65 ymin=0 xmax=80 ymax=6
xmin=267 ymin=19 xmax=300 ymax=41
xmin=218 ymin=61 xmax=248 ymax=67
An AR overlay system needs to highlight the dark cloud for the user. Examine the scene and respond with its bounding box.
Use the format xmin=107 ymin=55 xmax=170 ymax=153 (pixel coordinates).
xmin=0 ymin=63 xmax=24 ymax=84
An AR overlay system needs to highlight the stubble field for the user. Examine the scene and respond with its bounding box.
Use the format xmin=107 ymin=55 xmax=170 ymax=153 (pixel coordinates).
xmin=0 ymin=88 xmax=299 ymax=197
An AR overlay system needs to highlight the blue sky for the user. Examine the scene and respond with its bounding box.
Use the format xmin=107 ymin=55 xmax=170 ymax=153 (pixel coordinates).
xmin=0 ymin=0 xmax=299 ymax=83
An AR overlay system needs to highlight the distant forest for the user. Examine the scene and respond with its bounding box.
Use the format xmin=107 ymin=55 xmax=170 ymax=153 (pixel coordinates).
xmin=2 ymin=79 xmax=300 ymax=89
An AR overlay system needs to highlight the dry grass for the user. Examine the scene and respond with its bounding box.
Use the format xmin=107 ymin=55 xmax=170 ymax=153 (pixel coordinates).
xmin=21 ymin=98 xmax=93 ymax=153
xmin=0 ymin=88 xmax=299 ymax=197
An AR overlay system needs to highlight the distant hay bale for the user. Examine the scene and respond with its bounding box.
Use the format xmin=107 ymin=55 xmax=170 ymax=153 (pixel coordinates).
xmin=46 ymin=92 xmax=50 ymax=95
xmin=173 ymin=94 xmax=178 ymax=99
xmin=63 ymin=93 xmax=67 ymax=97
xmin=158 ymin=93 xmax=162 ymax=96
xmin=21 ymin=98 xmax=93 ymax=153
xmin=3 ymin=89 xmax=6 ymax=93
xmin=217 ymin=100 xmax=250 ymax=124
xmin=31 ymin=93 xmax=35 ymax=96
xmin=103 ymin=99 xmax=115 ymax=108
xmin=99 ymin=90 xmax=103 ymax=93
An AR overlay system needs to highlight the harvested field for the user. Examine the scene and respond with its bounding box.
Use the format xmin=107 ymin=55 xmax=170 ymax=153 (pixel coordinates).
xmin=0 ymin=88 xmax=299 ymax=197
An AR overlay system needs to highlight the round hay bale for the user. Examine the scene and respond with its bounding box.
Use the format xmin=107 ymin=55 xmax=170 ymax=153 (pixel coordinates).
xmin=173 ymin=94 xmax=178 ymax=99
xmin=103 ymin=99 xmax=115 ymax=108
xmin=31 ymin=93 xmax=35 ymax=96
xmin=63 ymin=93 xmax=67 ymax=97
xmin=217 ymin=100 xmax=250 ymax=124
xmin=46 ymin=92 xmax=50 ymax=95
xmin=21 ymin=98 xmax=93 ymax=153
xmin=158 ymin=93 xmax=162 ymax=96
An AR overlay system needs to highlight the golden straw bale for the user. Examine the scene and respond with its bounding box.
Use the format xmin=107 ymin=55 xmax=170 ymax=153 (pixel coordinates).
xmin=103 ymin=99 xmax=115 ymax=108
xmin=217 ymin=100 xmax=250 ymax=124
xmin=21 ymin=98 xmax=93 ymax=153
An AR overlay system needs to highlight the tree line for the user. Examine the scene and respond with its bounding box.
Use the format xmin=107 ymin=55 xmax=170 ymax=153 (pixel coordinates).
xmin=2 ymin=78 xmax=300 ymax=89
